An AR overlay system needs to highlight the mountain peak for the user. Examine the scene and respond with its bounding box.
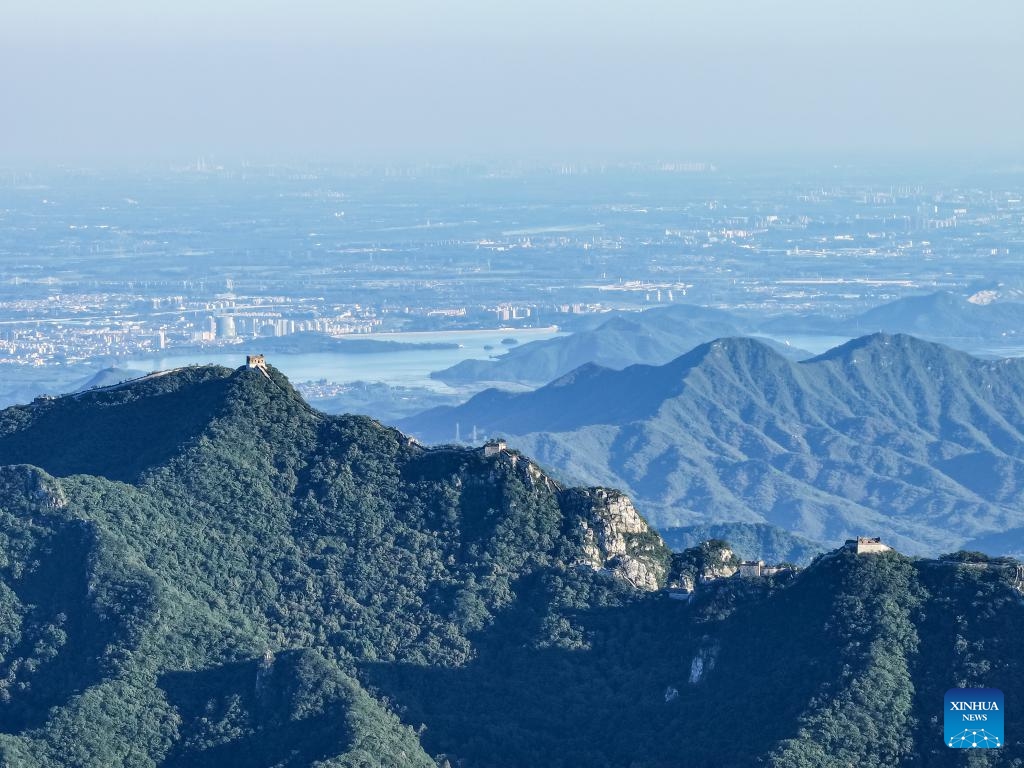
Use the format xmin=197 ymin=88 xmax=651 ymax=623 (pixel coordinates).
xmin=402 ymin=332 xmax=1024 ymax=557
xmin=0 ymin=361 xmax=320 ymax=484
xmin=703 ymin=335 xmax=781 ymax=356
xmin=679 ymin=335 xmax=791 ymax=375
xmin=805 ymin=331 xmax=956 ymax=364
xmin=0 ymin=355 xmax=685 ymax=766
xmin=544 ymin=361 xmax=612 ymax=388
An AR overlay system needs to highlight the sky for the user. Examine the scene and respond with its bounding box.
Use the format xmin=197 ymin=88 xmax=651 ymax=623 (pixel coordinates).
xmin=2 ymin=0 xmax=1022 ymax=165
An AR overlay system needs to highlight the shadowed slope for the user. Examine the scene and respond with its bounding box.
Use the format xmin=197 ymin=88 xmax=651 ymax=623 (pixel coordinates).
xmin=400 ymin=334 xmax=1024 ymax=555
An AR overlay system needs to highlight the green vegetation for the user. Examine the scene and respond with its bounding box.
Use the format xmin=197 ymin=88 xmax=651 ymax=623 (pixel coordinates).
xmin=661 ymin=522 xmax=823 ymax=565
xmin=401 ymin=333 xmax=1024 ymax=558
xmin=668 ymin=539 xmax=738 ymax=584
xmin=1 ymin=364 xmax=1023 ymax=766
xmin=938 ymin=550 xmax=1020 ymax=565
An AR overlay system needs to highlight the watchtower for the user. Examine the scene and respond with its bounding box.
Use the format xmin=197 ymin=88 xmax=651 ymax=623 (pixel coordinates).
xmin=483 ymin=439 xmax=507 ymax=457
xmin=844 ymin=536 xmax=892 ymax=555
xmin=738 ymin=560 xmax=765 ymax=577
xmin=246 ymin=354 xmax=267 ymax=371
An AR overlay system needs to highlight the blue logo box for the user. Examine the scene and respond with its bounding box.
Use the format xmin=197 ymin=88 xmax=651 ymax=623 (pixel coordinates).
xmin=945 ymin=688 xmax=1003 ymax=748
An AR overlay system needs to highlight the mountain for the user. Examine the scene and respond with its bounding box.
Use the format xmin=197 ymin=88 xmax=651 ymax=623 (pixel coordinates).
xmin=431 ymin=292 xmax=1024 ymax=393
xmin=72 ymin=367 xmax=149 ymax=393
xmin=0 ymin=362 xmax=1022 ymax=765
xmin=400 ymin=333 xmax=1024 ymax=556
xmin=761 ymin=290 xmax=1024 ymax=348
xmin=429 ymin=290 xmax=1024 ymax=393
xmin=294 ymin=381 xmax=464 ymax=423
xmin=846 ymin=291 xmax=1024 ymax=344
xmin=370 ymin=545 xmax=1024 ymax=767
xmin=430 ymin=304 xmax=803 ymax=387
xmin=0 ymin=362 xmax=669 ymax=766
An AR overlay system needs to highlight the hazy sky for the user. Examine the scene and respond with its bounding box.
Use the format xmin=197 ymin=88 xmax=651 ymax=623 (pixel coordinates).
xmin=2 ymin=0 xmax=1022 ymax=164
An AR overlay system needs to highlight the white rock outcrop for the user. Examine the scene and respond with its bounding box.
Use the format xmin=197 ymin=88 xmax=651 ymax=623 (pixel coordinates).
xmin=561 ymin=487 xmax=669 ymax=591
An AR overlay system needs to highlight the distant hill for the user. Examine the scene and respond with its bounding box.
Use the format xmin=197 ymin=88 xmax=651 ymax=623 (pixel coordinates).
xmin=430 ymin=304 xmax=807 ymax=386
xmin=431 ymin=292 xmax=1024 ymax=390
xmin=846 ymin=291 xmax=1024 ymax=343
xmin=761 ymin=290 xmax=1024 ymax=348
xmin=72 ymin=367 xmax=149 ymax=393
xmin=400 ymin=333 xmax=1024 ymax=556
xmin=296 ymin=380 xmax=464 ymax=422
xmin=965 ymin=527 xmax=1024 ymax=561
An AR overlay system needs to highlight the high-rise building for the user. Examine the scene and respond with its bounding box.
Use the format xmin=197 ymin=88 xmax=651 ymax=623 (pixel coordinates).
xmin=215 ymin=315 xmax=237 ymax=339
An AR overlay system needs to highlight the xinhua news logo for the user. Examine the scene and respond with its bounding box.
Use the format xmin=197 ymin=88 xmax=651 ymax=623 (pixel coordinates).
xmin=945 ymin=688 xmax=1003 ymax=749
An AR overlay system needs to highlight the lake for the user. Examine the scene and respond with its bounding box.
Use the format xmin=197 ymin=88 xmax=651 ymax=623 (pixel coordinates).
xmin=125 ymin=327 xmax=564 ymax=390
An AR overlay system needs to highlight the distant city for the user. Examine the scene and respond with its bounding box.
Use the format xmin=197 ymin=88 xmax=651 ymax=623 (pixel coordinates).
xmin=1 ymin=161 xmax=1022 ymax=407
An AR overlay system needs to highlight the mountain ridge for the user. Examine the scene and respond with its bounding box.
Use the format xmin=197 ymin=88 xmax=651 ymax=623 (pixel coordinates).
xmin=429 ymin=303 xmax=799 ymax=387
xmin=0 ymin=361 xmax=676 ymax=765
xmin=428 ymin=291 xmax=1024 ymax=391
xmin=400 ymin=333 xmax=1024 ymax=557
xmin=0 ymin=360 xmax=1022 ymax=765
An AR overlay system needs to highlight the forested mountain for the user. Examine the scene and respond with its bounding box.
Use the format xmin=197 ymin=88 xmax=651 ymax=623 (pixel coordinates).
xmin=401 ymin=333 xmax=1024 ymax=556
xmin=1 ymin=363 xmax=1022 ymax=766
xmin=0 ymin=363 xmax=669 ymax=766
xmin=72 ymin=368 xmax=149 ymax=393
xmin=371 ymin=548 xmax=1024 ymax=768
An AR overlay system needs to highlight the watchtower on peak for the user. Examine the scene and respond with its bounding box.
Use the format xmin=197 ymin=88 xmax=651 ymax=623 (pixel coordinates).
xmin=844 ymin=536 xmax=892 ymax=555
xmin=483 ymin=439 xmax=507 ymax=457
xmin=245 ymin=354 xmax=271 ymax=379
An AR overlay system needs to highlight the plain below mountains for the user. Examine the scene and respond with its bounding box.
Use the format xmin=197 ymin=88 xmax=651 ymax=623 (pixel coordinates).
xmin=400 ymin=333 xmax=1024 ymax=557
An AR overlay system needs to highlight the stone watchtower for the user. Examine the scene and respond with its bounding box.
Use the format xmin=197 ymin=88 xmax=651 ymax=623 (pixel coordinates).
xmin=483 ymin=439 xmax=507 ymax=457
xmin=245 ymin=355 xmax=271 ymax=379
xmin=844 ymin=536 xmax=892 ymax=555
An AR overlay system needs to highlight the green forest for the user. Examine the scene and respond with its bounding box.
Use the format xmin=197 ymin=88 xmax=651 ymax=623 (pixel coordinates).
xmin=0 ymin=364 xmax=1021 ymax=766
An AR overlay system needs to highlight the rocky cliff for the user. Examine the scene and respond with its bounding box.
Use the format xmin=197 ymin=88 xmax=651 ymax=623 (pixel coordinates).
xmin=560 ymin=487 xmax=671 ymax=590
xmin=668 ymin=539 xmax=740 ymax=591
xmin=477 ymin=446 xmax=669 ymax=591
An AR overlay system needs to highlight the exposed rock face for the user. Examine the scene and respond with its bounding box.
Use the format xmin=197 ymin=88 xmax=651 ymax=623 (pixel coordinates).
xmin=675 ymin=573 xmax=697 ymax=593
xmin=703 ymin=546 xmax=738 ymax=580
xmin=560 ymin=487 xmax=670 ymax=591
xmin=0 ymin=464 xmax=67 ymax=511
xmin=484 ymin=447 xmax=561 ymax=493
xmin=667 ymin=540 xmax=740 ymax=591
xmin=688 ymin=641 xmax=720 ymax=684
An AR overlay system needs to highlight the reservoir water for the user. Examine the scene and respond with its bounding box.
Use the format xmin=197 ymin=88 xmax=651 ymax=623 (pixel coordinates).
xmin=125 ymin=327 xmax=564 ymax=390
